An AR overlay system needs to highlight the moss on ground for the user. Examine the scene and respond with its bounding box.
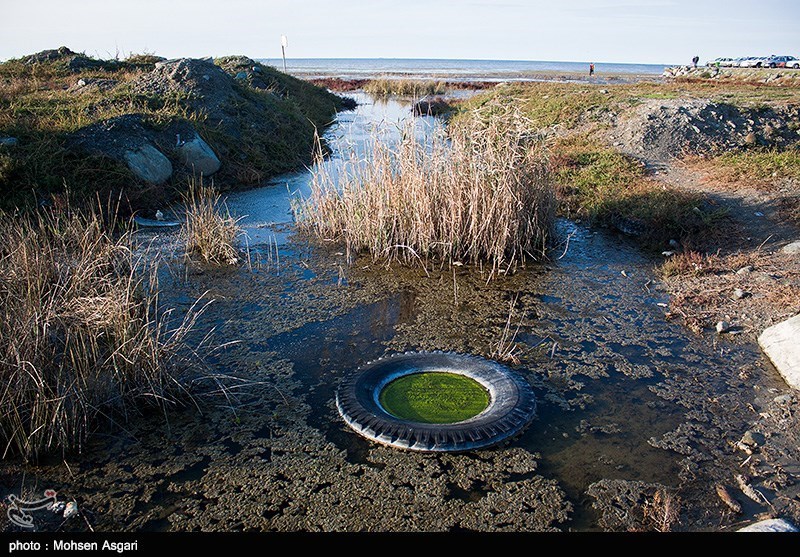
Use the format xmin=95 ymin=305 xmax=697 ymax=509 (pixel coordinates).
xmin=379 ymin=372 xmax=490 ymax=423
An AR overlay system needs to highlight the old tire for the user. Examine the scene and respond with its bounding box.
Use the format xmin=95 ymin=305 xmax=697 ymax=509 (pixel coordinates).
xmin=336 ymin=351 xmax=537 ymax=452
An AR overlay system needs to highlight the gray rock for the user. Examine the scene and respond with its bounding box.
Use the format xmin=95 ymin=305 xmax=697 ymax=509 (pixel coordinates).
xmin=733 ymin=288 xmax=748 ymax=300
xmin=0 ymin=136 xmax=18 ymax=147
xmin=773 ymin=393 xmax=794 ymax=404
xmin=123 ymin=144 xmax=173 ymax=184
xmin=736 ymin=265 xmax=754 ymax=275
xmin=740 ymin=430 xmax=764 ymax=448
xmin=716 ymin=320 xmax=732 ymax=334
xmin=759 ymin=314 xmax=800 ymax=390
xmin=235 ymin=71 xmax=248 ymax=80
xmin=738 ymin=518 xmax=798 ymax=532
xmin=178 ymin=134 xmax=221 ymax=176
xmin=782 ymin=240 xmax=800 ymax=255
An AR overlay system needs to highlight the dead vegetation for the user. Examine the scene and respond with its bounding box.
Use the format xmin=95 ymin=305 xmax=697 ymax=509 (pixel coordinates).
xmin=182 ymin=181 xmax=242 ymax=266
xmin=661 ymin=249 xmax=800 ymax=335
xmin=0 ymin=206 xmax=212 ymax=460
xmin=296 ymin=99 xmax=556 ymax=277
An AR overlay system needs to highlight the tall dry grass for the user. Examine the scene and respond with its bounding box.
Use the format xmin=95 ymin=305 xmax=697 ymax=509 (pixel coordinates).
xmin=296 ymin=99 xmax=556 ymax=276
xmin=363 ymin=79 xmax=447 ymax=97
xmin=0 ymin=207 xmax=208 ymax=460
xmin=182 ymin=181 xmax=242 ymax=266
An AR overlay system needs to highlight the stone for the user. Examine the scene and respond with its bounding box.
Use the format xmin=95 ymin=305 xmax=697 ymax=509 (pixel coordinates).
xmin=235 ymin=71 xmax=248 ymax=80
xmin=716 ymin=320 xmax=731 ymax=334
xmin=781 ymin=240 xmax=800 ymax=255
xmin=738 ymin=518 xmax=798 ymax=532
xmin=759 ymin=314 xmax=800 ymax=390
xmin=178 ymin=133 xmax=221 ymax=176
xmin=740 ymin=430 xmax=764 ymax=448
xmin=773 ymin=393 xmax=794 ymax=404
xmin=733 ymin=288 xmax=748 ymax=300
xmin=0 ymin=136 xmax=18 ymax=147
xmin=743 ymin=132 xmax=757 ymax=146
xmin=123 ymin=144 xmax=173 ymax=184
xmin=736 ymin=266 xmax=754 ymax=275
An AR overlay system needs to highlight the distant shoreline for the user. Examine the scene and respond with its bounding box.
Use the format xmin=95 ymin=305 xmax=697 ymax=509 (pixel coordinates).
xmin=257 ymin=57 xmax=667 ymax=84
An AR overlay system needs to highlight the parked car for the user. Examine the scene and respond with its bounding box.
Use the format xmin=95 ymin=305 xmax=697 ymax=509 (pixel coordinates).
xmin=765 ymin=55 xmax=799 ymax=68
xmin=707 ymin=57 xmax=735 ymax=67
xmin=739 ymin=56 xmax=768 ymax=68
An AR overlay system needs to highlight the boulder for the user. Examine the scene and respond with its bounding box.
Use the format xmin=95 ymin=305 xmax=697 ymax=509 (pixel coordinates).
xmin=759 ymin=314 xmax=800 ymax=390
xmin=738 ymin=518 xmax=798 ymax=532
xmin=782 ymin=240 xmax=800 ymax=255
xmin=123 ymin=144 xmax=173 ymax=184
xmin=178 ymin=133 xmax=220 ymax=176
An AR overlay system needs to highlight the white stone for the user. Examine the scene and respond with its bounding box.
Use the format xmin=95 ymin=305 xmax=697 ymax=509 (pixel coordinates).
xmin=123 ymin=144 xmax=173 ymax=184
xmin=178 ymin=134 xmax=221 ymax=176
xmin=782 ymin=240 xmax=800 ymax=255
xmin=759 ymin=314 xmax=800 ymax=390
xmin=738 ymin=518 xmax=798 ymax=532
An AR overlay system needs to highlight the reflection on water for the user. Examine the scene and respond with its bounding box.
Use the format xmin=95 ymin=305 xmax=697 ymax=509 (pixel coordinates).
xmin=225 ymin=92 xmax=435 ymax=245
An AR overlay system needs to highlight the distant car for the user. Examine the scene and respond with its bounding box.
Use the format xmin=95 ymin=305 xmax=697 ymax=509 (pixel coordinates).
xmin=707 ymin=57 xmax=734 ymax=67
xmin=738 ymin=57 xmax=767 ymax=68
xmin=731 ymin=57 xmax=750 ymax=67
xmin=765 ymin=55 xmax=799 ymax=68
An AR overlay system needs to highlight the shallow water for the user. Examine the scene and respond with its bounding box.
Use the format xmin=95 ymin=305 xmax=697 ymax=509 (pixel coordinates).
xmin=1 ymin=92 xmax=774 ymax=532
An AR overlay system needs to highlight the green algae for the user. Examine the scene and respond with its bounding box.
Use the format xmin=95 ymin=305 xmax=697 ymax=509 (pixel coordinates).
xmin=379 ymin=372 xmax=490 ymax=423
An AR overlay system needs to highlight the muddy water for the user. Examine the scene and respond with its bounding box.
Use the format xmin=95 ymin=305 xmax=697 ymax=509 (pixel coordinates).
xmin=1 ymin=93 xmax=779 ymax=532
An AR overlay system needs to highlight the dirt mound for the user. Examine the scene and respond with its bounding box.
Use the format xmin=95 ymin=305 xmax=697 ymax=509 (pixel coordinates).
xmin=59 ymin=56 xmax=348 ymax=202
xmin=20 ymin=46 xmax=119 ymax=73
xmin=610 ymin=98 xmax=800 ymax=161
xmin=132 ymin=58 xmax=240 ymax=136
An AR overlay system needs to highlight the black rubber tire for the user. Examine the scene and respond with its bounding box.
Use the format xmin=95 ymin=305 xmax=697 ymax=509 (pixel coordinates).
xmin=336 ymin=351 xmax=537 ymax=452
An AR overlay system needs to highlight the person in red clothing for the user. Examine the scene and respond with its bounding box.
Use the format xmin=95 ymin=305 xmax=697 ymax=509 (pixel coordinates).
xmin=589 ymin=63 xmax=595 ymax=76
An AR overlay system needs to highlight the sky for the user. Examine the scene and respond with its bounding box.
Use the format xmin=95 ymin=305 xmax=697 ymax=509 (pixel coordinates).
xmin=1 ymin=0 xmax=798 ymax=65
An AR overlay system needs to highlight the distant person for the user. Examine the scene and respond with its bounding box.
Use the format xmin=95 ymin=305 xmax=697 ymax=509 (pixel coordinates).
xmin=692 ymin=55 xmax=699 ymax=68
xmin=589 ymin=63 xmax=595 ymax=76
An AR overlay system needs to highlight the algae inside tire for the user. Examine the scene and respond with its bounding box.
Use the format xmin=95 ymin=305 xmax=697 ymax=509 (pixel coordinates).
xmin=378 ymin=372 xmax=490 ymax=423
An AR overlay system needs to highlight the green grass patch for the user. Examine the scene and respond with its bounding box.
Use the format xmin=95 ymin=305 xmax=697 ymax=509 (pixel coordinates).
xmin=378 ymin=372 xmax=490 ymax=424
xmin=553 ymin=134 xmax=725 ymax=247
xmin=710 ymin=148 xmax=800 ymax=183
xmin=458 ymin=82 xmax=614 ymax=129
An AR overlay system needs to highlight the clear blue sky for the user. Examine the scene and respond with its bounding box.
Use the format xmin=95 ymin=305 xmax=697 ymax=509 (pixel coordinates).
xmin=1 ymin=0 xmax=798 ymax=65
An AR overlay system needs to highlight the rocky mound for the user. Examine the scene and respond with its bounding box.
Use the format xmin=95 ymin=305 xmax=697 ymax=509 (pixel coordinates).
xmin=61 ymin=56 xmax=348 ymax=200
xmin=19 ymin=46 xmax=120 ymax=73
xmin=609 ymin=98 xmax=800 ymax=161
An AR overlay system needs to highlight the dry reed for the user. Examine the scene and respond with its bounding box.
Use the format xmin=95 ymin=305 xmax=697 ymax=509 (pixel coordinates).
xmin=296 ymin=99 xmax=556 ymax=276
xmin=0 ymin=207 xmax=209 ymax=460
xmin=363 ymin=79 xmax=447 ymax=97
xmin=182 ymin=181 xmax=242 ymax=266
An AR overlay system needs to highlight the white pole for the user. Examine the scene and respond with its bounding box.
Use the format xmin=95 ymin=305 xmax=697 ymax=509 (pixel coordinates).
xmin=281 ymin=35 xmax=288 ymax=72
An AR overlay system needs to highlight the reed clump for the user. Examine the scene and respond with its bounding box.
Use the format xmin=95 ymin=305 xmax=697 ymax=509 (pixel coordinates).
xmin=296 ymin=99 xmax=556 ymax=275
xmin=363 ymin=78 xmax=447 ymax=97
xmin=182 ymin=181 xmax=242 ymax=266
xmin=0 ymin=208 xmax=206 ymax=460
